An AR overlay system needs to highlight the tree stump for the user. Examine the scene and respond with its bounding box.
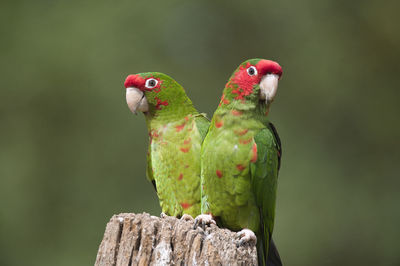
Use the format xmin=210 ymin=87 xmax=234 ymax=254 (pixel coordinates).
xmin=95 ymin=213 xmax=257 ymax=265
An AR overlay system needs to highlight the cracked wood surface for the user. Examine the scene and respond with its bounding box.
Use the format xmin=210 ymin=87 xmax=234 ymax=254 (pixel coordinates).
xmin=95 ymin=213 xmax=257 ymax=266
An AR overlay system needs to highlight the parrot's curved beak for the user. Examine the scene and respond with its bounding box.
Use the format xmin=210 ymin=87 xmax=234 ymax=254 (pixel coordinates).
xmin=126 ymin=87 xmax=149 ymax=114
xmin=259 ymin=74 xmax=280 ymax=105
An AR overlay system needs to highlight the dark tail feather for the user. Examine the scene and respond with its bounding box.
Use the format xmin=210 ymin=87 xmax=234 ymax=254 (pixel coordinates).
xmin=256 ymin=235 xmax=282 ymax=266
xmin=256 ymin=238 xmax=266 ymax=266
xmin=267 ymin=238 xmax=282 ymax=266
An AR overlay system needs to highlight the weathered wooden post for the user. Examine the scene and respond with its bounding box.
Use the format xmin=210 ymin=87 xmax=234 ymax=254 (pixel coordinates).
xmin=95 ymin=213 xmax=257 ymax=265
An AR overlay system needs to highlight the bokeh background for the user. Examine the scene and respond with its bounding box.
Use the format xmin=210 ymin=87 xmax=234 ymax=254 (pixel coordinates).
xmin=1 ymin=0 xmax=399 ymax=265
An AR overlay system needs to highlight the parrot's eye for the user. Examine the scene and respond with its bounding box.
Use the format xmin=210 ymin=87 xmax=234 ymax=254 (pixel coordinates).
xmin=247 ymin=66 xmax=257 ymax=76
xmin=145 ymin=78 xmax=158 ymax=89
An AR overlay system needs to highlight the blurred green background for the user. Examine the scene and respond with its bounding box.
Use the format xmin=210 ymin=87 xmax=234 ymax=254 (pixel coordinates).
xmin=1 ymin=0 xmax=399 ymax=265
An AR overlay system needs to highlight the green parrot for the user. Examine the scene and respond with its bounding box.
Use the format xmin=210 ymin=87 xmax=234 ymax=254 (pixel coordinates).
xmin=124 ymin=72 xmax=209 ymax=218
xmin=198 ymin=59 xmax=283 ymax=265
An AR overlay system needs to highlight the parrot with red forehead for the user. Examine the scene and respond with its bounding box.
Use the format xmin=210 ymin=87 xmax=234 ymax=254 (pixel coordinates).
xmin=124 ymin=72 xmax=209 ymax=218
xmin=198 ymin=59 xmax=283 ymax=265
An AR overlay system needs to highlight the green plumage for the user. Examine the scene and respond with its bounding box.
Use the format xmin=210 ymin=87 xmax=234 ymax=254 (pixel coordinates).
xmin=136 ymin=73 xmax=210 ymax=218
xmin=201 ymin=59 xmax=282 ymax=265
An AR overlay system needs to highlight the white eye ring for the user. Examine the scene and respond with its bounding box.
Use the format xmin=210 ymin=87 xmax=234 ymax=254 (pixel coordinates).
xmin=247 ymin=66 xmax=257 ymax=76
xmin=145 ymin=78 xmax=158 ymax=89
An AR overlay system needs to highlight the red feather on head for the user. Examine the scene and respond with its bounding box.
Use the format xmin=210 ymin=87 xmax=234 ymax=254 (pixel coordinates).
xmin=124 ymin=74 xmax=162 ymax=92
xmin=228 ymin=60 xmax=282 ymax=100
xmin=124 ymin=74 xmax=146 ymax=89
xmin=256 ymin=60 xmax=282 ymax=79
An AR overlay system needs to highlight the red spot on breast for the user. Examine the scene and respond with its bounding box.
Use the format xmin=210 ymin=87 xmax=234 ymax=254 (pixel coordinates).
xmin=155 ymin=97 xmax=169 ymax=110
xmin=216 ymin=170 xmax=223 ymax=178
xmin=236 ymin=164 xmax=245 ymax=171
xmin=251 ymin=143 xmax=258 ymax=163
xmin=231 ymin=110 xmax=243 ymax=116
xmin=239 ymin=138 xmax=252 ymax=145
xmin=185 ymin=165 xmax=189 ymax=168
xmin=150 ymin=130 xmax=160 ymax=138
xmin=178 ymin=173 xmax=183 ymax=180
xmin=180 ymin=202 xmax=192 ymax=209
xmin=175 ymin=122 xmax=186 ymax=132
xmin=215 ymin=120 xmax=224 ymax=128
xmin=180 ymin=147 xmax=190 ymax=153
xmin=235 ymin=129 xmax=248 ymax=136
xmin=184 ymin=116 xmax=189 ymax=121
xmin=183 ymin=137 xmax=191 ymax=144
xmin=220 ymin=94 xmax=230 ymax=105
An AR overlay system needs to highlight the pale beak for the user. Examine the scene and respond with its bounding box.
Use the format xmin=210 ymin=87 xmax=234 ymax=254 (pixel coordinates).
xmin=126 ymin=87 xmax=149 ymax=114
xmin=259 ymin=74 xmax=280 ymax=104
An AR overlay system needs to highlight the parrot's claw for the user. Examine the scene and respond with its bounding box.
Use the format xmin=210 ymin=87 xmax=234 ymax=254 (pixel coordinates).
xmin=236 ymin=229 xmax=257 ymax=247
xmin=180 ymin=214 xmax=194 ymax=221
xmin=160 ymin=212 xmax=167 ymax=218
xmin=193 ymin=214 xmax=216 ymax=230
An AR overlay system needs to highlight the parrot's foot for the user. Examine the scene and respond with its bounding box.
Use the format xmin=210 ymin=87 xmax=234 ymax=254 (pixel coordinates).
xmin=160 ymin=212 xmax=167 ymax=218
xmin=193 ymin=214 xmax=216 ymax=230
xmin=180 ymin=214 xmax=194 ymax=221
xmin=236 ymin=228 xmax=257 ymax=247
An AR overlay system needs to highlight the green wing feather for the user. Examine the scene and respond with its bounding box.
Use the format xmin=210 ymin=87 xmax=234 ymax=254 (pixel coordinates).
xmin=250 ymin=123 xmax=281 ymax=264
xmin=268 ymin=122 xmax=282 ymax=170
xmin=146 ymin=148 xmax=157 ymax=192
xmin=194 ymin=113 xmax=210 ymax=141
